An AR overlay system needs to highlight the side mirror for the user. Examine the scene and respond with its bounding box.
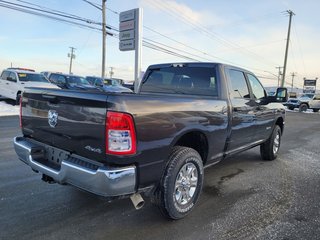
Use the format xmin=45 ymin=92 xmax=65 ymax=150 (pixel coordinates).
xmin=275 ymin=87 xmax=288 ymax=102
xmin=266 ymin=88 xmax=288 ymax=103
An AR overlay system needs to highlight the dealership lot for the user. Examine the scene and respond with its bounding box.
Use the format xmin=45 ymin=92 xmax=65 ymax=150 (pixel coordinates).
xmin=1 ymin=112 xmax=319 ymax=240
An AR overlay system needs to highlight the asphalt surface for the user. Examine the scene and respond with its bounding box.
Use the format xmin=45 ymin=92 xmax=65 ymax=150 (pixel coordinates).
xmin=1 ymin=112 xmax=320 ymax=240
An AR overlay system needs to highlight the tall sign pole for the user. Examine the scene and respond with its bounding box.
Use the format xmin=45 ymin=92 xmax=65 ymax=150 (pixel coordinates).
xmin=281 ymin=10 xmax=295 ymax=87
xmin=134 ymin=8 xmax=143 ymax=92
xmin=101 ymin=0 xmax=107 ymax=79
xmin=119 ymin=8 xmax=143 ymax=92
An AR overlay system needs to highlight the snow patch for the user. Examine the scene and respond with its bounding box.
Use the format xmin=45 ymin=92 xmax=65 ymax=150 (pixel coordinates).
xmin=0 ymin=101 xmax=19 ymax=116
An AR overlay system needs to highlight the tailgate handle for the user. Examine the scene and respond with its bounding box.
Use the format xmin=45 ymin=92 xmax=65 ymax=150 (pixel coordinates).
xmin=42 ymin=95 xmax=59 ymax=103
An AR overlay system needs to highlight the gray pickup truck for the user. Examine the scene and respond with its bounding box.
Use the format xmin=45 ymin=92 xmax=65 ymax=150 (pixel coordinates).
xmin=14 ymin=62 xmax=287 ymax=219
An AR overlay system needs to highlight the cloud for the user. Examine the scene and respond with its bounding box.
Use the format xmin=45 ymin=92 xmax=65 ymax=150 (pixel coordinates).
xmin=140 ymin=0 xmax=225 ymax=27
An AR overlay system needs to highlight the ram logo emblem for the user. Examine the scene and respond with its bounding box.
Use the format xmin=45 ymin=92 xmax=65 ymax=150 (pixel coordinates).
xmin=48 ymin=110 xmax=58 ymax=128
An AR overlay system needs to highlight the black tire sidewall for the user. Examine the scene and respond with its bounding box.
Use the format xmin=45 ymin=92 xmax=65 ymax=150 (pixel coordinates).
xmin=261 ymin=125 xmax=281 ymax=161
xmin=16 ymin=93 xmax=21 ymax=105
xmin=272 ymin=126 xmax=281 ymax=157
xmin=299 ymin=104 xmax=308 ymax=112
xmin=163 ymin=148 xmax=204 ymax=219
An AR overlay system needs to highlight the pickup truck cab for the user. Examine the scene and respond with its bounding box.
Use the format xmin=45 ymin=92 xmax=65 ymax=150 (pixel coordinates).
xmin=0 ymin=68 xmax=59 ymax=104
xmin=48 ymin=73 xmax=98 ymax=91
xmin=14 ymin=62 xmax=287 ymax=219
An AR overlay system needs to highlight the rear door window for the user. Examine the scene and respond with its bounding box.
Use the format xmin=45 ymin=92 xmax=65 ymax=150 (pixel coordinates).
xmin=141 ymin=66 xmax=218 ymax=96
xmin=9 ymin=72 xmax=17 ymax=82
xmin=1 ymin=71 xmax=10 ymax=80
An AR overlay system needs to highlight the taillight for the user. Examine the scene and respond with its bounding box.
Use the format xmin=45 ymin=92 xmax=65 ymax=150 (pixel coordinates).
xmin=19 ymin=96 xmax=22 ymax=128
xmin=106 ymin=111 xmax=136 ymax=155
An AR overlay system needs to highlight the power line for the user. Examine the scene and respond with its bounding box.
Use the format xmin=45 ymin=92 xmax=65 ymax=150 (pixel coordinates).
xmin=0 ymin=1 xmax=116 ymax=34
xmin=81 ymin=0 xmax=102 ymax=11
xmin=4 ymin=0 xmax=101 ymax=25
xmin=100 ymin=5 xmax=284 ymax=74
xmin=0 ymin=3 xmax=101 ymax=32
xmin=292 ymin=19 xmax=307 ymax=76
xmin=146 ymin=0 xmax=279 ymax=68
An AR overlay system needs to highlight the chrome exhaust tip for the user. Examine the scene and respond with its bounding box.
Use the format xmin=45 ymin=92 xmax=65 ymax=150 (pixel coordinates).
xmin=130 ymin=193 xmax=145 ymax=210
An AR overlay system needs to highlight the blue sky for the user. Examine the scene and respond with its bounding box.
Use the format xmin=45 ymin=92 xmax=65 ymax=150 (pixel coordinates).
xmin=0 ymin=0 xmax=319 ymax=88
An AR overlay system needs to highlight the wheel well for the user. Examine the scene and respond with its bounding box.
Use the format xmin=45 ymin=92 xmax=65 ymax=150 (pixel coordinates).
xmin=275 ymin=117 xmax=284 ymax=134
xmin=175 ymin=131 xmax=208 ymax=164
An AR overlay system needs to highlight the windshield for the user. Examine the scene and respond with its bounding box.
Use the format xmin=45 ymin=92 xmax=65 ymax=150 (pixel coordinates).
xmin=300 ymin=94 xmax=314 ymax=99
xmin=18 ymin=73 xmax=49 ymax=82
xmin=67 ymin=76 xmax=91 ymax=85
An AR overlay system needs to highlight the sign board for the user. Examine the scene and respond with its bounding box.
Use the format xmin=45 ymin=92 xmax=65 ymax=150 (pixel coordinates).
xmin=119 ymin=20 xmax=135 ymax=32
xmin=120 ymin=9 xmax=135 ymax=22
xmin=119 ymin=30 xmax=135 ymax=41
xmin=119 ymin=40 xmax=135 ymax=51
xmin=303 ymin=78 xmax=317 ymax=93
xmin=304 ymin=79 xmax=317 ymax=86
xmin=119 ymin=8 xmax=143 ymax=92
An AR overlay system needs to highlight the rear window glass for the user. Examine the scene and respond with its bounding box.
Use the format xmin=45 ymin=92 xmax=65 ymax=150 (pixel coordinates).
xmin=18 ymin=73 xmax=49 ymax=82
xmin=140 ymin=66 xmax=218 ymax=96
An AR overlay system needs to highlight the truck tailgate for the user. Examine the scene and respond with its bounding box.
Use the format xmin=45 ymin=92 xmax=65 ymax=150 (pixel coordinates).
xmin=21 ymin=88 xmax=108 ymax=162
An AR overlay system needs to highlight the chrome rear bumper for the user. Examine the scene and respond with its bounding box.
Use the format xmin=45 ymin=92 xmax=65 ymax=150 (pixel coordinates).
xmin=13 ymin=137 xmax=136 ymax=197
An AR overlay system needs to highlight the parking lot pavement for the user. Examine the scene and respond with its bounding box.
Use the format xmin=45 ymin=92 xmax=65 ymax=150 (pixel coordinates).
xmin=1 ymin=112 xmax=320 ymax=240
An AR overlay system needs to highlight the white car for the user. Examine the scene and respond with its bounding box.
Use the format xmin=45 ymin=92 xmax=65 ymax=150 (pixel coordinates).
xmin=0 ymin=68 xmax=59 ymax=104
xmin=307 ymin=94 xmax=320 ymax=112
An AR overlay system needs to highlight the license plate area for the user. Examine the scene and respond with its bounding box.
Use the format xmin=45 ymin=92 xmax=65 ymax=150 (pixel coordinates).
xmin=45 ymin=146 xmax=70 ymax=166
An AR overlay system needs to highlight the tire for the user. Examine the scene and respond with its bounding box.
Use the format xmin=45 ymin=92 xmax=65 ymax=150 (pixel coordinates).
xmin=313 ymin=109 xmax=319 ymax=113
xmin=299 ymin=103 xmax=308 ymax=112
xmin=16 ymin=93 xmax=21 ymax=105
xmin=288 ymin=106 xmax=294 ymax=110
xmin=260 ymin=125 xmax=281 ymax=161
xmin=153 ymin=146 xmax=204 ymax=219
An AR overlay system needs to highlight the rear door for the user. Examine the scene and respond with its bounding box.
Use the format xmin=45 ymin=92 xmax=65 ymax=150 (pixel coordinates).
xmin=1 ymin=71 xmax=18 ymax=100
xmin=8 ymin=72 xmax=20 ymax=99
xmin=309 ymin=95 xmax=320 ymax=109
xmin=0 ymin=71 xmax=11 ymax=98
xmin=226 ymin=68 xmax=256 ymax=152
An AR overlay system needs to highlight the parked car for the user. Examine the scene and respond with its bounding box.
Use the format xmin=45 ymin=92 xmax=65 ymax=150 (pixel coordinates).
xmin=284 ymin=98 xmax=300 ymax=110
xmin=284 ymin=94 xmax=320 ymax=112
xmin=0 ymin=68 xmax=59 ymax=104
xmin=85 ymin=76 xmax=101 ymax=86
xmin=14 ymin=62 xmax=288 ymax=219
xmin=86 ymin=76 xmax=132 ymax=93
xmin=300 ymin=94 xmax=320 ymax=112
xmin=49 ymin=73 xmax=98 ymax=91
xmin=122 ymin=82 xmax=134 ymax=91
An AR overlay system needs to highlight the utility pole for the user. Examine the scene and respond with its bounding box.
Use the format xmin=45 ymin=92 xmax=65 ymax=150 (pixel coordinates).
xmin=68 ymin=47 xmax=76 ymax=74
xmin=290 ymin=72 xmax=296 ymax=92
xmin=276 ymin=66 xmax=282 ymax=87
xmin=101 ymin=0 xmax=107 ymax=79
xmin=109 ymin=67 xmax=114 ymax=78
xmin=281 ymin=10 xmax=295 ymax=87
